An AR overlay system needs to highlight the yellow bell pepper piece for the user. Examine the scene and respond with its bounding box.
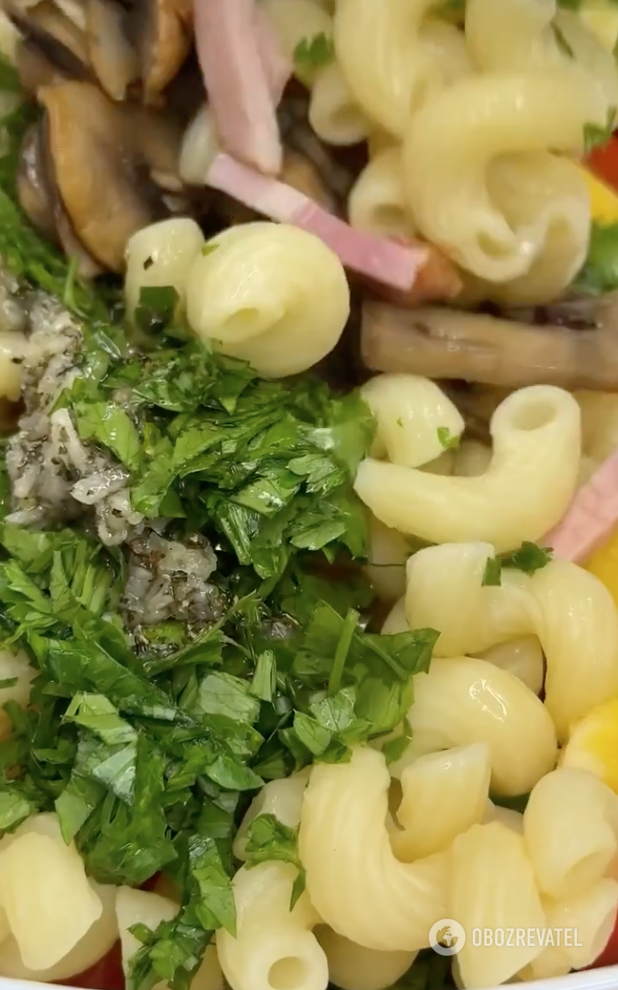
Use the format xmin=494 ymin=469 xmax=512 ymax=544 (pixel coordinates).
xmin=579 ymin=0 xmax=618 ymax=52
xmin=581 ymin=169 xmax=618 ymax=224
xmin=587 ymin=527 xmax=618 ymax=609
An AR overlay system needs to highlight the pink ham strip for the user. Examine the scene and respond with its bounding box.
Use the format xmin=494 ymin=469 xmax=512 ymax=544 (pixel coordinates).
xmin=206 ymin=152 xmax=428 ymax=292
xmin=193 ymin=0 xmax=284 ymax=175
xmin=544 ymin=449 xmax=618 ymax=563
xmin=253 ymin=5 xmax=291 ymax=106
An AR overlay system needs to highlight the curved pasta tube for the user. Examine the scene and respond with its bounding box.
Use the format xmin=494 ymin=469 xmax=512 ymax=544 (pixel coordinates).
xmin=309 ymin=62 xmax=372 ymax=147
xmin=381 ymin=597 xmax=408 ymax=635
xmin=179 ymin=106 xmax=220 ymax=186
xmin=366 ymin=518 xmax=409 ymax=604
xmin=217 ymin=862 xmax=327 ymax=990
xmin=405 ymin=541 xmax=618 ymax=739
xmin=233 ymin=772 xmax=309 ymax=860
xmin=520 ymin=879 xmax=618 ymax=980
xmin=185 ymin=223 xmax=350 ymax=378
xmin=484 ymin=803 xmax=524 ymax=834
xmin=124 ymin=218 xmax=206 ymax=322
xmin=453 ymin=440 xmax=492 ymax=478
xmin=407 ymin=657 xmax=557 ymax=795
xmin=334 ymin=0 xmax=457 ymax=137
xmin=361 ymin=374 xmax=464 ymax=470
xmin=465 ymin=0 xmax=565 ymax=73
xmin=315 ymin=927 xmax=415 ymax=990
xmin=348 ymin=148 xmax=412 ymax=240
xmin=450 ymin=822 xmax=546 ymax=988
xmin=389 ymin=744 xmax=491 ymax=861
xmin=0 ymin=883 xmax=116 ymax=983
xmin=299 ymin=747 xmax=449 ymax=951
xmin=262 ymin=0 xmax=333 ymax=87
xmin=484 ymin=152 xmax=590 ymax=306
xmin=476 ymin=637 xmax=544 ymax=696
xmin=402 ymin=72 xmax=603 ymax=284
xmin=0 ymin=813 xmax=102 ymax=970
xmin=116 ymin=888 xmax=223 ymax=990
xmin=355 ymin=385 xmax=581 ymax=551
xmin=466 ymin=0 xmax=618 ymax=114
xmin=419 ymin=19 xmax=473 ymax=84
xmin=524 ymin=767 xmax=618 ymax=899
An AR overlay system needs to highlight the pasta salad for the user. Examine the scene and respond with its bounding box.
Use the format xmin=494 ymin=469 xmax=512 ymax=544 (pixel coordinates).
xmin=1 ymin=1 xmax=618 ymax=990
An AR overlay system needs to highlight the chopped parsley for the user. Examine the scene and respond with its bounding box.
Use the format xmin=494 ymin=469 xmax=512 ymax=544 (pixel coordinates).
xmin=0 ymin=58 xmax=446 ymax=990
xmin=583 ymin=106 xmax=617 ymax=156
xmin=294 ymin=33 xmax=335 ymax=72
xmin=135 ymin=285 xmax=180 ymax=333
xmin=574 ymin=222 xmax=618 ymax=295
xmin=437 ymin=426 xmax=461 ymax=451
xmin=482 ymin=542 xmax=554 ymax=586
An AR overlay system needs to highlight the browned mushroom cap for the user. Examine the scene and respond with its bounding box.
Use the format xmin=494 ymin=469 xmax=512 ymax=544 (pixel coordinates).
xmin=361 ymin=299 xmax=618 ymax=391
xmin=38 ymin=80 xmax=182 ymax=272
xmin=7 ymin=0 xmax=90 ymax=78
xmin=85 ymin=0 xmax=139 ymax=101
xmin=16 ymin=37 xmax=68 ymax=92
xmin=138 ymin=0 xmax=192 ymax=104
xmin=16 ymin=121 xmax=57 ymax=240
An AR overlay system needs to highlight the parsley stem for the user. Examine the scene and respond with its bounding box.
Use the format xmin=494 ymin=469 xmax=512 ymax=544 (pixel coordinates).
xmin=328 ymin=608 xmax=358 ymax=695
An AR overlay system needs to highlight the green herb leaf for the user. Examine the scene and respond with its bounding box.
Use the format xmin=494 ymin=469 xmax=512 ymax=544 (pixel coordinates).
xmin=250 ymin=650 xmax=276 ymax=703
xmin=195 ymin=673 xmax=261 ymax=724
xmin=293 ymin=33 xmax=334 ymax=71
xmin=482 ymin=542 xmax=553 ymax=586
xmin=481 ymin=557 xmax=502 ymax=587
xmin=437 ymin=426 xmax=461 ymax=451
xmin=0 ymin=789 xmax=35 ymax=831
xmin=501 ymin=542 xmax=553 ymax=574
xmin=76 ymin=402 xmax=141 ymax=471
xmin=583 ymin=106 xmax=617 ymax=155
xmin=135 ymin=286 xmax=180 ymax=334
xmin=244 ymin=813 xmax=306 ymax=909
xmin=574 ymin=222 xmax=618 ymax=295
xmin=293 ymin=712 xmax=331 ymax=756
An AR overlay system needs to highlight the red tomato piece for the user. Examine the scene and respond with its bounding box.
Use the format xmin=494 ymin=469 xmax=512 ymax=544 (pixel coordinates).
xmin=586 ymin=907 xmax=618 ymax=970
xmin=140 ymin=873 xmax=162 ymax=892
xmin=587 ymin=137 xmax=618 ymax=194
xmin=54 ymin=940 xmax=125 ymax=990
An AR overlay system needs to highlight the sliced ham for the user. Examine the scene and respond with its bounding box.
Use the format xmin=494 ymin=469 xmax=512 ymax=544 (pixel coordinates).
xmin=193 ymin=0 xmax=284 ymax=175
xmin=206 ymin=152 xmax=461 ymax=299
xmin=253 ymin=5 xmax=291 ymax=106
xmin=544 ymin=449 xmax=618 ymax=563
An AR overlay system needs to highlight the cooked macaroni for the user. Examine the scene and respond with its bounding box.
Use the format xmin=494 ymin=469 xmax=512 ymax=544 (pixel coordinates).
xmin=355 ymin=386 xmax=581 ymax=552
xmin=185 ymin=223 xmax=350 ymax=377
xmin=299 ymin=747 xmax=449 ymax=952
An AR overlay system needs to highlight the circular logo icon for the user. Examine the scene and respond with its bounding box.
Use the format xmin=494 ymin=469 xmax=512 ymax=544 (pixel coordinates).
xmin=428 ymin=919 xmax=466 ymax=956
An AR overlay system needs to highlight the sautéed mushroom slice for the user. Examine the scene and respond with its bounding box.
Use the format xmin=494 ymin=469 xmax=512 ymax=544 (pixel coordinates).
xmin=362 ymin=298 xmax=618 ymax=391
xmin=37 ymin=80 xmax=182 ymax=271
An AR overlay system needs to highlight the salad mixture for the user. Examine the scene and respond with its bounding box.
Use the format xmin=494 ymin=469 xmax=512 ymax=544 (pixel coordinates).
xmin=1 ymin=2 xmax=618 ymax=990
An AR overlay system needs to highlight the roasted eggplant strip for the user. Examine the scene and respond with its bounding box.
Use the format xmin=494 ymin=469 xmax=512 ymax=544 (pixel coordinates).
xmin=362 ymin=300 xmax=618 ymax=391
